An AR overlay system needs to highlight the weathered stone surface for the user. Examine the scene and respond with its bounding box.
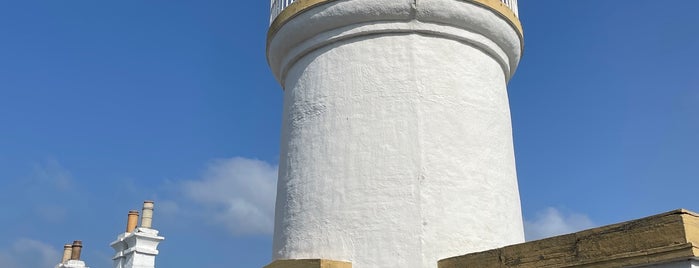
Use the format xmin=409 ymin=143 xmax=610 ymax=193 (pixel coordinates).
xmin=439 ymin=209 xmax=699 ymax=268
xmin=265 ymin=259 xmax=352 ymax=268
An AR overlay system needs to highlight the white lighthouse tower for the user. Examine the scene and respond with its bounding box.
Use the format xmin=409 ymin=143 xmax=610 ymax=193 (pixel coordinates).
xmin=266 ymin=0 xmax=524 ymax=267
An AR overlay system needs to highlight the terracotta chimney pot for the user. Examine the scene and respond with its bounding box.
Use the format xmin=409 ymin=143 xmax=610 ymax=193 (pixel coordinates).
xmin=127 ymin=210 xmax=139 ymax=233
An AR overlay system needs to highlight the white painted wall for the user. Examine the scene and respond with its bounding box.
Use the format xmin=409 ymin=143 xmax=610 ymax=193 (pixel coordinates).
xmin=267 ymin=0 xmax=524 ymax=267
xmin=56 ymin=260 xmax=89 ymax=268
xmin=638 ymin=260 xmax=699 ymax=268
xmin=111 ymin=228 xmax=164 ymax=268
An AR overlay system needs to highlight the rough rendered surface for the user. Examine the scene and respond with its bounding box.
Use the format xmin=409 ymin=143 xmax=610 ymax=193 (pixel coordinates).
xmin=267 ymin=0 xmax=524 ymax=267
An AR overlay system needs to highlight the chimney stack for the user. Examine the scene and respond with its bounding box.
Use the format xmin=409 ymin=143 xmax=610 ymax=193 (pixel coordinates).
xmin=70 ymin=240 xmax=82 ymax=260
xmin=126 ymin=210 xmax=139 ymax=233
xmin=56 ymin=241 xmax=88 ymax=268
xmin=141 ymin=200 xmax=154 ymax=228
xmin=111 ymin=200 xmax=164 ymax=268
xmin=61 ymin=244 xmax=72 ymax=263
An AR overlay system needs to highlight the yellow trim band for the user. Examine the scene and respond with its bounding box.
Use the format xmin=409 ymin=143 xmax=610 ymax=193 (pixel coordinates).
xmin=267 ymin=0 xmax=523 ymax=42
xmin=469 ymin=0 xmax=523 ymax=37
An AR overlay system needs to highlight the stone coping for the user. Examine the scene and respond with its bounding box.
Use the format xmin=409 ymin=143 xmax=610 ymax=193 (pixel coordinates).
xmin=265 ymin=259 xmax=352 ymax=268
xmin=439 ymin=209 xmax=699 ymax=268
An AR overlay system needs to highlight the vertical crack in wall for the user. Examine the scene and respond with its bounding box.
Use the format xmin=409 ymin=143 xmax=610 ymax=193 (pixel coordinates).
xmin=411 ymin=0 xmax=418 ymax=20
xmin=406 ymin=32 xmax=428 ymax=267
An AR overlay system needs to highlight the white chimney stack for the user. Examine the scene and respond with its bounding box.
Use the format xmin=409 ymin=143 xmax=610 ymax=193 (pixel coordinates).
xmin=111 ymin=200 xmax=164 ymax=268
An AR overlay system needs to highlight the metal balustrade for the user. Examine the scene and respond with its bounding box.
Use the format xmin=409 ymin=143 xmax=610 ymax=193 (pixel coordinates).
xmin=270 ymin=0 xmax=519 ymax=25
xmin=501 ymin=0 xmax=518 ymax=17
xmin=269 ymin=0 xmax=293 ymax=24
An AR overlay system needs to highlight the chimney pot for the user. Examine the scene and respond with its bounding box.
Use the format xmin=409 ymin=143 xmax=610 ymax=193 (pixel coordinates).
xmin=141 ymin=200 xmax=154 ymax=228
xmin=61 ymin=244 xmax=72 ymax=263
xmin=127 ymin=210 xmax=139 ymax=233
xmin=70 ymin=240 xmax=82 ymax=260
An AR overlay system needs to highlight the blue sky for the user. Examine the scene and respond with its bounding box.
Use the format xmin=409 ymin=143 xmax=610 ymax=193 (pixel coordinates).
xmin=0 ymin=1 xmax=697 ymax=267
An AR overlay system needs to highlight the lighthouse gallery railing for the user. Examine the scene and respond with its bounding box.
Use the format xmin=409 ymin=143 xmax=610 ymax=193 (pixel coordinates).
xmin=270 ymin=0 xmax=519 ymax=25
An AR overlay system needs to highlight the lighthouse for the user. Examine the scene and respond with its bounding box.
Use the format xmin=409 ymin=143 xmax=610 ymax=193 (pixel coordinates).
xmin=266 ymin=0 xmax=524 ymax=267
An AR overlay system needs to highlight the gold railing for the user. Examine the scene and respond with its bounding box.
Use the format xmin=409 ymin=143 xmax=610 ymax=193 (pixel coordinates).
xmin=269 ymin=0 xmax=519 ymax=25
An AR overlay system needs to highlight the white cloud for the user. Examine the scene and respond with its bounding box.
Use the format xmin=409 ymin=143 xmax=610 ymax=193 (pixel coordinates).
xmin=19 ymin=159 xmax=75 ymax=224
xmin=0 ymin=252 xmax=19 ymax=268
xmin=0 ymin=238 xmax=61 ymax=268
xmin=524 ymin=207 xmax=596 ymax=241
xmin=33 ymin=204 xmax=69 ymax=223
xmin=179 ymin=157 xmax=278 ymax=236
xmin=157 ymin=199 xmax=181 ymax=215
xmin=31 ymin=159 xmax=74 ymax=192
